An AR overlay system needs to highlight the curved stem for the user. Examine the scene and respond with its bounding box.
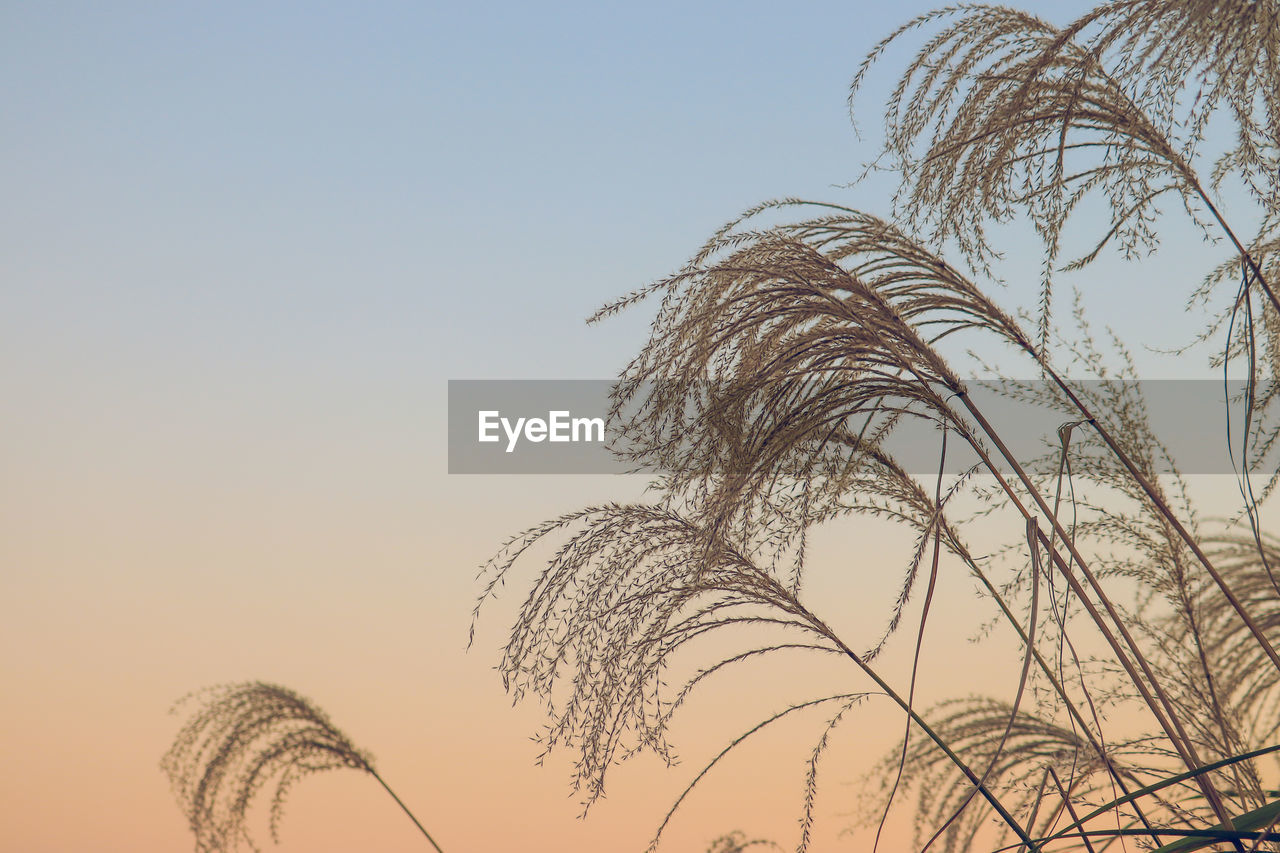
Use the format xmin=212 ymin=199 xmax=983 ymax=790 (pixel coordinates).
xmin=1191 ymin=183 xmax=1280 ymax=316
xmin=961 ymin=547 xmax=1164 ymax=842
xmin=1036 ymin=363 xmax=1280 ymax=676
xmin=831 ymin=431 xmax=1163 ymax=839
xmin=790 ymin=598 xmax=1041 ymax=852
xmin=832 ymin=277 xmax=1234 ymax=836
xmin=952 ymin=390 xmax=1244 ymax=850
xmin=369 ymin=769 xmax=445 ymax=853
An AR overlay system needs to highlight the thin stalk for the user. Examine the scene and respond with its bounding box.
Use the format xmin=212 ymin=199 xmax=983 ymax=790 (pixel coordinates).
xmin=1031 ymin=520 xmax=1247 ymax=847
xmin=820 ymin=262 xmax=1238 ymax=841
xmin=1016 ymin=772 xmax=1057 ymax=853
xmin=961 ymin=548 xmax=1164 ymax=842
xmin=873 ymin=426 xmax=949 ymax=853
xmin=1048 ymin=767 xmax=1098 ymax=853
xmin=369 ymin=769 xmax=445 ymax=853
xmin=826 ymin=277 xmax=1233 ymax=835
xmin=1095 ymin=58 xmax=1278 ymax=313
xmin=917 ymin=516 xmax=1044 ymax=853
xmin=789 ymin=598 xmax=1041 ymax=852
xmin=1035 ymin=362 xmax=1280 ymax=676
xmin=1191 ymin=182 xmax=1280 ymax=316
xmin=1043 ymin=744 xmax=1280 ymax=847
xmin=832 ymin=431 xmax=1163 ymax=837
xmin=953 ymin=389 xmax=1243 ymax=847
xmin=869 ymin=292 xmax=1234 ymax=832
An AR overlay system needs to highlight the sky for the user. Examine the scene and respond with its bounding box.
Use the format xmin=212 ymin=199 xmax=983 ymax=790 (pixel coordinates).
xmin=1 ymin=2 xmax=1269 ymax=852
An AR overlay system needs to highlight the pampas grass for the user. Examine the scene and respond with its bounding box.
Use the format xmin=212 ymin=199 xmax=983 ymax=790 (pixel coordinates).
xmin=161 ymin=2 xmax=1280 ymax=851
xmin=477 ymin=2 xmax=1280 ymax=851
xmin=162 ymin=682 xmax=443 ymax=853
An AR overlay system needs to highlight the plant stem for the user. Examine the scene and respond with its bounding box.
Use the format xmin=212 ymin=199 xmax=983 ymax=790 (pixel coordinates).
xmin=952 ymin=389 xmax=1243 ymax=848
xmin=369 ymin=769 xmax=446 ymax=853
xmin=788 ymin=597 xmax=1041 ymax=852
xmin=1036 ymin=363 xmax=1280 ymax=676
xmin=1190 ymin=182 xmax=1280 ymax=316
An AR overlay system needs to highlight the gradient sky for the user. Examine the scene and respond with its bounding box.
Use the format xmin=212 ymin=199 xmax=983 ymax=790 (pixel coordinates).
xmin=2 ymin=2 xmax=1267 ymax=852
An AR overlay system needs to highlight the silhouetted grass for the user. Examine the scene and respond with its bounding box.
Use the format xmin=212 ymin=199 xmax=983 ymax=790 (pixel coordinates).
xmin=162 ymin=682 xmax=443 ymax=853
xmin=163 ymin=2 xmax=1280 ymax=851
xmin=478 ymin=3 xmax=1280 ymax=851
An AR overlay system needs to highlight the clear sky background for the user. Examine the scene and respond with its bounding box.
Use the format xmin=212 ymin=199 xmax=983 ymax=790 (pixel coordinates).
xmin=1 ymin=2 xmax=1266 ymax=852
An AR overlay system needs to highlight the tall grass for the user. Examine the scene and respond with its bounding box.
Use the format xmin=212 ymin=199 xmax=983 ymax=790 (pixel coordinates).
xmin=159 ymin=2 xmax=1280 ymax=851
xmin=162 ymin=682 xmax=444 ymax=852
xmin=474 ymin=2 xmax=1280 ymax=852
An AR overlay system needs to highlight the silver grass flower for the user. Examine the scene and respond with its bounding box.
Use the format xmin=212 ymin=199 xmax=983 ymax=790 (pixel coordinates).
xmin=162 ymin=681 xmax=443 ymax=853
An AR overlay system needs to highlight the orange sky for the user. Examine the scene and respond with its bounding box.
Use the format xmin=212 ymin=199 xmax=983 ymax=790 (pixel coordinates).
xmin=6 ymin=422 xmax=1228 ymax=851
xmin=1 ymin=416 xmax=1053 ymax=852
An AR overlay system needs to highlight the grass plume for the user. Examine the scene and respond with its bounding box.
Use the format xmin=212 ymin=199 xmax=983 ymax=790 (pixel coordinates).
xmin=162 ymin=682 xmax=443 ymax=853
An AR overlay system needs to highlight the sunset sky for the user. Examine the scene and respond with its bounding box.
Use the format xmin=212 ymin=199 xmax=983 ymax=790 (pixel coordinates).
xmin=2 ymin=2 xmax=1265 ymax=852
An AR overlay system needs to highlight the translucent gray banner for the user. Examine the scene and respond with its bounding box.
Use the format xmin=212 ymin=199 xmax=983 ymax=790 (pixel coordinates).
xmin=447 ymin=379 xmax=1279 ymax=475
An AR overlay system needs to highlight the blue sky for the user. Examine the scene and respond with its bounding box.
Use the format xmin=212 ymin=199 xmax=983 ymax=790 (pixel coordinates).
xmin=2 ymin=0 xmax=1235 ymax=407
xmin=5 ymin=0 xmax=1085 ymax=391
